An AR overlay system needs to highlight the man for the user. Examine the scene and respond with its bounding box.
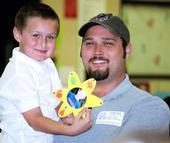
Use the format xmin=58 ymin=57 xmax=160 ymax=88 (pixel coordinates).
xmin=55 ymin=13 xmax=170 ymax=143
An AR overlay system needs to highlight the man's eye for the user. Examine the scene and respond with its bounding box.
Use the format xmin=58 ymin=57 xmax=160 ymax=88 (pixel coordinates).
xmin=105 ymin=42 xmax=114 ymax=46
xmin=84 ymin=42 xmax=94 ymax=46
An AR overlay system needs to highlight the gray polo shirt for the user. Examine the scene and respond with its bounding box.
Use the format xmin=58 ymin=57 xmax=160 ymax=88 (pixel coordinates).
xmin=54 ymin=74 xmax=170 ymax=143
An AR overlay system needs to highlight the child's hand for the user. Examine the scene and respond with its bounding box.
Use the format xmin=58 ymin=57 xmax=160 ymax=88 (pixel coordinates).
xmin=68 ymin=108 xmax=92 ymax=136
xmin=61 ymin=113 xmax=74 ymax=125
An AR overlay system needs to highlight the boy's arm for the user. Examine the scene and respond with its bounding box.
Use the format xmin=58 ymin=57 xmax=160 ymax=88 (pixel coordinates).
xmin=22 ymin=107 xmax=92 ymax=136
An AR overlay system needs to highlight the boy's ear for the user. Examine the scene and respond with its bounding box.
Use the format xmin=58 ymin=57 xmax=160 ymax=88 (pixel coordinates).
xmin=125 ymin=42 xmax=132 ymax=59
xmin=13 ymin=27 xmax=21 ymax=42
xmin=80 ymin=48 xmax=82 ymax=57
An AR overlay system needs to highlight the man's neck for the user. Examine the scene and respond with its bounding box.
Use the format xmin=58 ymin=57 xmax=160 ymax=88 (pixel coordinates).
xmin=93 ymin=74 xmax=126 ymax=97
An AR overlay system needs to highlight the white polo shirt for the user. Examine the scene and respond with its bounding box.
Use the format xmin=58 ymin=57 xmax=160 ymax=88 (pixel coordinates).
xmin=0 ymin=47 xmax=62 ymax=143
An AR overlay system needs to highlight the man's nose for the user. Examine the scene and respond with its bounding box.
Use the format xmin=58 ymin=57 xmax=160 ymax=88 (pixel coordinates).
xmin=94 ymin=44 xmax=104 ymax=55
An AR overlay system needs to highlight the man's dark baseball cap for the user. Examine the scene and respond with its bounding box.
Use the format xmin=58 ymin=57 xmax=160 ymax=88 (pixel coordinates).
xmin=79 ymin=13 xmax=130 ymax=44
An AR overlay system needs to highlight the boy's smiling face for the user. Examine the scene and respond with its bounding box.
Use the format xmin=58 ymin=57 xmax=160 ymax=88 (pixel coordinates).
xmin=13 ymin=16 xmax=58 ymax=61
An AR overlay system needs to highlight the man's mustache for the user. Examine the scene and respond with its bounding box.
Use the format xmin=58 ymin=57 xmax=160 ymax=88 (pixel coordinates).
xmin=89 ymin=56 xmax=109 ymax=63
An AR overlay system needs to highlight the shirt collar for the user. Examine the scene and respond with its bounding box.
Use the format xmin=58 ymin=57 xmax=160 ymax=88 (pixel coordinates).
xmin=11 ymin=47 xmax=51 ymax=71
xmin=102 ymin=74 xmax=132 ymax=101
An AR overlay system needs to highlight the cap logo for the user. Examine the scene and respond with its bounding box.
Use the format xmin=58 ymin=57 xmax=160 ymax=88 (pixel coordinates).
xmin=96 ymin=15 xmax=108 ymax=22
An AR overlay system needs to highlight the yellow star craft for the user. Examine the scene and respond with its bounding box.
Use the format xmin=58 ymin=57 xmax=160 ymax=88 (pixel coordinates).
xmin=53 ymin=71 xmax=103 ymax=118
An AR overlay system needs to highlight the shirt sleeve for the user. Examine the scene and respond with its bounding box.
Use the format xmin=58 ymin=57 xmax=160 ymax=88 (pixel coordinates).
xmin=6 ymin=67 xmax=40 ymax=113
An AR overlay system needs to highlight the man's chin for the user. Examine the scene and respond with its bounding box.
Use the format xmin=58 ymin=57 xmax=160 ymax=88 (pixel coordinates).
xmin=87 ymin=69 xmax=109 ymax=80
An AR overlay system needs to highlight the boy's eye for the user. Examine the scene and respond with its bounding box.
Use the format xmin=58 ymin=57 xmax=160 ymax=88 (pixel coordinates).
xmin=47 ymin=35 xmax=55 ymax=40
xmin=33 ymin=34 xmax=40 ymax=38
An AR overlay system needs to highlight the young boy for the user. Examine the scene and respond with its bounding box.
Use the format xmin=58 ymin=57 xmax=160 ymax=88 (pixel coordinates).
xmin=0 ymin=2 xmax=92 ymax=143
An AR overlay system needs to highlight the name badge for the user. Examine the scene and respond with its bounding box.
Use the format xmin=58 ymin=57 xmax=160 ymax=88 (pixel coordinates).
xmin=96 ymin=111 xmax=124 ymax=126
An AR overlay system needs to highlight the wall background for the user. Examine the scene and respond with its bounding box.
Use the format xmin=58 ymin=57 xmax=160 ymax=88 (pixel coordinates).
xmin=123 ymin=4 xmax=170 ymax=76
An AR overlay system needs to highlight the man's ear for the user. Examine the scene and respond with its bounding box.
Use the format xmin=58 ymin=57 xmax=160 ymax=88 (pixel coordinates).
xmin=13 ymin=27 xmax=21 ymax=42
xmin=125 ymin=42 xmax=132 ymax=59
xmin=80 ymin=43 xmax=83 ymax=57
